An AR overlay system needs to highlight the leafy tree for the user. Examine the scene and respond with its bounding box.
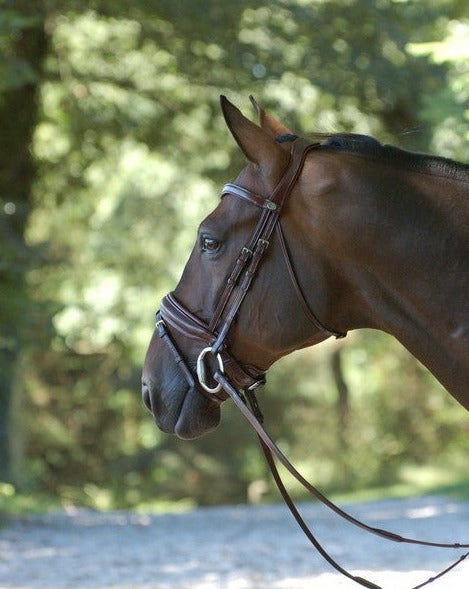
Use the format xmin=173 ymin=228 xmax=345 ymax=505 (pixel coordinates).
xmin=409 ymin=17 xmax=469 ymax=160
xmin=0 ymin=1 xmax=48 ymax=480
xmin=1 ymin=0 xmax=467 ymax=507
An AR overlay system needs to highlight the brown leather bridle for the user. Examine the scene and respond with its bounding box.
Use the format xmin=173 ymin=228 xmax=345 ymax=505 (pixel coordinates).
xmin=155 ymin=138 xmax=468 ymax=589
xmin=157 ymin=138 xmax=345 ymax=400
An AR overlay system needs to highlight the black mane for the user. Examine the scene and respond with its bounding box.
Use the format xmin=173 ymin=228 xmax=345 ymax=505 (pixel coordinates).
xmin=316 ymin=133 xmax=469 ymax=183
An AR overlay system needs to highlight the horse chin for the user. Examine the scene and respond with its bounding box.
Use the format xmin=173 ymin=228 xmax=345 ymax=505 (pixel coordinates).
xmin=174 ymin=389 xmax=221 ymax=440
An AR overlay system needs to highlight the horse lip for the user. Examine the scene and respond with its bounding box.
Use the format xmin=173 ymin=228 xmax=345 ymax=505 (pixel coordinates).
xmin=141 ymin=378 xmax=220 ymax=438
xmin=141 ymin=382 xmax=153 ymax=413
xmin=141 ymin=386 xmax=173 ymax=432
xmin=141 ymin=378 xmax=187 ymax=435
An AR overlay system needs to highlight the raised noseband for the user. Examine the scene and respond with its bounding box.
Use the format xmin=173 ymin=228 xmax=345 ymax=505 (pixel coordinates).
xmin=157 ymin=293 xmax=266 ymax=397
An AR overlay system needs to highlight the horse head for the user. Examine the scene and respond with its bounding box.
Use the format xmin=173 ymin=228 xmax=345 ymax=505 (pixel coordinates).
xmin=141 ymin=97 xmax=345 ymax=439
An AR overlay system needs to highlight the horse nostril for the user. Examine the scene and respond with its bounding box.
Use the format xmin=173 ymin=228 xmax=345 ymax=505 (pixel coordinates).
xmin=142 ymin=382 xmax=153 ymax=413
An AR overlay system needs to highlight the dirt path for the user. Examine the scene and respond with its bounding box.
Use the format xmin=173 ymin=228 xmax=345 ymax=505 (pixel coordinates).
xmin=1 ymin=496 xmax=468 ymax=588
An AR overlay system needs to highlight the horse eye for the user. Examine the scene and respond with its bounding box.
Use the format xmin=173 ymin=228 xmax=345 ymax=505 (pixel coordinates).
xmin=200 ymin=235 xmax=221 ymax=253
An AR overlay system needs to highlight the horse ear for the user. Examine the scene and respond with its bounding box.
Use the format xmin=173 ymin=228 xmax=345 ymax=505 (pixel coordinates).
xmin=220 ymin=96 xmax=289 ymax=173
xmin=249 ymin=95 xmax=294 ymax=138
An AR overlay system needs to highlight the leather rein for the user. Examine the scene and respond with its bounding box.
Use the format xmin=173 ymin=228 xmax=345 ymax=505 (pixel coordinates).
xmin=155 ymin=138 xmax=469 ymax=588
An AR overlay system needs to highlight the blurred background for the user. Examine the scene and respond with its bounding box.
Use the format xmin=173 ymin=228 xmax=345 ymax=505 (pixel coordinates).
xmin=1 ymin=0 xmax=468 ymax=513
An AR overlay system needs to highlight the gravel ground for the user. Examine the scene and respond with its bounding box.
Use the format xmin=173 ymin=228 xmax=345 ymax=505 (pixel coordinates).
xmin=0 ymin=496 xmax=468 ymax=589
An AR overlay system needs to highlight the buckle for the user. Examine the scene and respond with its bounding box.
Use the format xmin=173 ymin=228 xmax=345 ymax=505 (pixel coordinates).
xmin=155 ymin=313 xmax=166 ymax=336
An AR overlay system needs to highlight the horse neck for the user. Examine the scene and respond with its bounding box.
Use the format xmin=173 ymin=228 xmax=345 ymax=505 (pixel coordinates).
xmin=301 ymin=152 xmax=469 ymax=405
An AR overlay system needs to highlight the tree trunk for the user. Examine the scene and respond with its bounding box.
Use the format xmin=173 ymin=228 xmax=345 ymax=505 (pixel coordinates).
xmin=0 ymin=10 xmax=48 ymax=481
xmin=331 ymin=348 xmax=350 ymax=451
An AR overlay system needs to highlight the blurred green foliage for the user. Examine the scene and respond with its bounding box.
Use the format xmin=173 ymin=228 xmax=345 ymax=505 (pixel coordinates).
xmin=1 ymin=0 xmax=468 ymax=511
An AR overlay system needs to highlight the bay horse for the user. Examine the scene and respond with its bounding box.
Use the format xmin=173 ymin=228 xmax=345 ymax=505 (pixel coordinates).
xmin=142 ymin=97 xmax=469 ymax=588
xmin=142 ymin=96 xmax=468 ymax=440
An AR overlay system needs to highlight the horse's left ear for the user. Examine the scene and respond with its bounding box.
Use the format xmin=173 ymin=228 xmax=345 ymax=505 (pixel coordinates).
xmin=220 ymin=96 xmax=289 ymax=176
xmin=249 ymin=95 xmax=295 ymax=139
